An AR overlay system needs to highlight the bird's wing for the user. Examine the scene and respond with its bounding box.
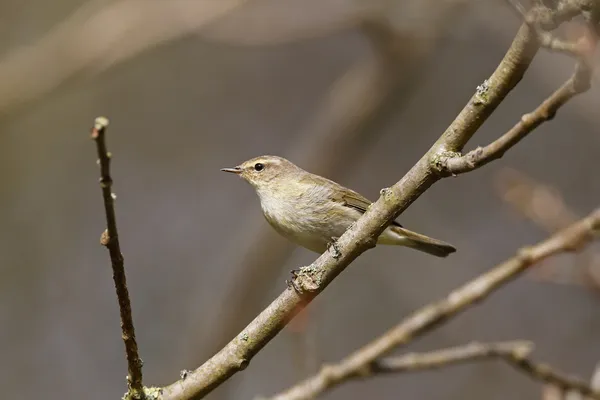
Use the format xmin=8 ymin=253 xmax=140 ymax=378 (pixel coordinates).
xmin=316 ymin=176 xmax=403 ymax=228
xmin=338 ymin=191 xmax=371 ymax=213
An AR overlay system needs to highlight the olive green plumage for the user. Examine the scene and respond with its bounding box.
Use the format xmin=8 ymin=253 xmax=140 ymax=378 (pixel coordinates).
xmin=222 ymin=155 xmax=456 ymax=257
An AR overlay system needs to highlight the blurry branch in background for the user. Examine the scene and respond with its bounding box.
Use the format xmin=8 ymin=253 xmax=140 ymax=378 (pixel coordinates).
xmin=542 ymin=362 xmax=600 ymax=400
xmin=155 ymin=2 xmax=599 ymax=399
xmin=496 ymin=168 xmax=579 ymax=232
xmin=192 ymin=0 xmax=374 ymax=46
xmin=0 ymin=0 xmax=374 ymax=116
xmin=334 ymin=340 xmax=600 ymax=400
xmin=195 ymin=0 xmax=471 ymax=381
xmin=0 ymin=0 xmax=245 ymax=116
xmin=508 ymin=357 xmax=600 ymax=400
xmin=91 ymin=117 xmax=144 ymax=400
xmin=495 ymin=168 xmax=600 ymax=289
xmin=266 ymin=209 xmax=600 ymax=400
xmin=370 ymin=341 xmax=533 ymax=374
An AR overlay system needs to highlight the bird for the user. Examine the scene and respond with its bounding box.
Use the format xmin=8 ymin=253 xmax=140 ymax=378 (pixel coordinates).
xmin=221 ymin=155 xmax=456 ymax=257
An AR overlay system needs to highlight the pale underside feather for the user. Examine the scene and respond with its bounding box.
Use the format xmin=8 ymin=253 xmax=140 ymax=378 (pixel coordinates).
xmin=256 ymin=171 xmax=408 ymax=253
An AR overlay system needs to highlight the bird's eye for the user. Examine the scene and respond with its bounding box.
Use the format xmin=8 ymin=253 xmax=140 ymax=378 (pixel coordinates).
xmin=254 ymin=163 xmax=264 ymax=171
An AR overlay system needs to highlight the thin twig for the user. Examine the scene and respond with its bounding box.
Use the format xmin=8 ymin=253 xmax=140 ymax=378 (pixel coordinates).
xmin=266 ymin=209 xmax=600 ymax=400
xmin=370 ymin=341 xmax=533 ymax=374
xmin=504 ymin=357 xmax=600 ymax=400
xmin=91 ymin=117 xmax=144 ymax=399
xmin=157 ymin=24 xmax=540 ymax=400
xmin=504 ymin=0 xmax=589 ymax=58
xmin=440 ymin=60 xmax=594 ymax=174
xmin=370 ymin=339 xmax=600 ymax=400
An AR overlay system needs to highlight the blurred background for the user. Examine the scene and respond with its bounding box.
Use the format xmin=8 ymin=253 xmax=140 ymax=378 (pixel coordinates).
xmin=1 ymin=1 xmax=599 ymax=399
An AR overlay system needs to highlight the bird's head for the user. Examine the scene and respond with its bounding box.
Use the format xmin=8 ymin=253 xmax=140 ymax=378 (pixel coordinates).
xmin=221 ymin=155 xmax=301 ymax=192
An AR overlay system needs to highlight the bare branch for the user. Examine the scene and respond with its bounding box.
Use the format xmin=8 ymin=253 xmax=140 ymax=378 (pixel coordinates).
xmin=439 ymin=0 xmax=599 ymax=175
xmin=156 ymin=23 xmax=540 ymax=400
xmin=266 ymin=208 xmax=600 ymax=400
xmin=91 ymin=117 xmax=144 ymax=399
xmin=363 ymin=339 xmax=600 ymax=400
xmin=504 ymin=357 xmax=600 ymax=400
xmin=504 ymin=0 xmax=590 ymax=58
xmin=431 ymin=24 xmax=539 ymax=154
xmin=151 ymin=23 xmax=542 ymax=400
xmin=439 ymin=59 xmax=594 ymax=174
xmin=194 ymin=7 xmax=470 ymax=373
xmin=196 ymin=20 xmax=427 ymax=364
xmin=370 ymin=341 xmax=534 ymax=374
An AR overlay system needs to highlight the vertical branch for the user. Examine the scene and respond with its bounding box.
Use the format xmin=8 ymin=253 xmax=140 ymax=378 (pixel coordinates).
xmin=91 ymin=116 xmax=144 ymax=399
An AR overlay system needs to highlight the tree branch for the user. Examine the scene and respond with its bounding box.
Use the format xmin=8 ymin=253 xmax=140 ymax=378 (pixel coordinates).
xmin=265 ymin=208 xmax=600 ymax=400
xmin=156 ymin=23 xmax=541 ymax=400
xmin=439 ymin=60 xmax=593 ymax=175
xmin=505 ymin=357 xmax=600 ymax=400
xmin=504 ymin=0 xmax=589 ymax=58
xmin=196 ymin=17 xmax=434 ymax=367
xmin=355 ymin=341 xmax=600 ymax=400
xmin=439 ymin=0 xmax=598 ymax=175
xmin=370 ymin=341 xmax=533 ymax=374
xmin=91 ymin=117 xmax=144 ymax=400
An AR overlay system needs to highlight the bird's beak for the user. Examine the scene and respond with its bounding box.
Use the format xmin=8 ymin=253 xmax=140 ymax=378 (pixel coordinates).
xmin=220 ymin=166 xmax=242 ymax=174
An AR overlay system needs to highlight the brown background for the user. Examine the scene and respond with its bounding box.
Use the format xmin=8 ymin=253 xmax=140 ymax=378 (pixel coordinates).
xmin=1 ymin=1 xmax=599 ymax=399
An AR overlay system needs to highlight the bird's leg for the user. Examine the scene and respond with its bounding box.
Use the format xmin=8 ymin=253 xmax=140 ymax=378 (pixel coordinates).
xmin=328 ymin=237 xmax=342 ymax=259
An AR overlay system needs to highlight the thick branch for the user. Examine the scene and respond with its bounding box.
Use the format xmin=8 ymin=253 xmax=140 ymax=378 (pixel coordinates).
xmin=157 ymin=24 xmax=540 ymax=400
xmin=431 ymin=24 xmax=539 ymax=154
xmin=370 ymin=341 xmax=533 ymax=374
xmin=91 ymin=117 xmax=144 ymax=399
xmin=266 ymin=209 xmax=600 ymax=400
xmin=440 ymin=61 xmax=593 ymax=174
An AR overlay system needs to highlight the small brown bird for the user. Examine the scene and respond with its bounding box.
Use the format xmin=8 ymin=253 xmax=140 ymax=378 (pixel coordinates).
xmin=222 ymin=155 xmax=456 ymax=257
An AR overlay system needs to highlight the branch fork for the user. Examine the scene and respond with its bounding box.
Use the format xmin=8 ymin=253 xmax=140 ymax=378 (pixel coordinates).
xmin=86 ymin=2 xmax=600 ymax=399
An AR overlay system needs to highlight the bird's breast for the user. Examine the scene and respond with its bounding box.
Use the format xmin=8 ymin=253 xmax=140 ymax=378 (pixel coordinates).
xmin=256 ymin=188 xmax=357 ymax=252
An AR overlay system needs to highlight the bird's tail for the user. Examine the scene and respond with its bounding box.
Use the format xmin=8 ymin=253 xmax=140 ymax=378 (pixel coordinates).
xmin=389 ymin=226 xmax=456 ymax=258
